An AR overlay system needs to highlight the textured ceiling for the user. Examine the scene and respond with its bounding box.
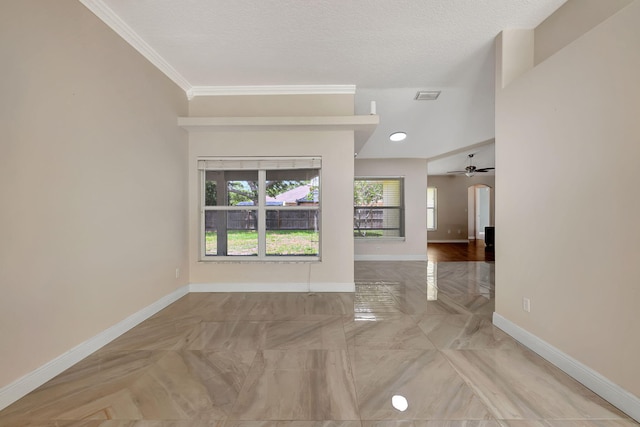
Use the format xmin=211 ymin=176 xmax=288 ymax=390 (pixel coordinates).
xmin=88 ymin=0 xmax=566 ymax=170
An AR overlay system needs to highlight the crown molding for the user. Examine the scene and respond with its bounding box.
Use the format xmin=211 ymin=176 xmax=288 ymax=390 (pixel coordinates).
xmin=190 ymin=85 xmax=357 ymax=97
xmin=79 ymin=0 xmax=192 ymax=94
xmin=79 ymin=2 xmax=357 ymax=100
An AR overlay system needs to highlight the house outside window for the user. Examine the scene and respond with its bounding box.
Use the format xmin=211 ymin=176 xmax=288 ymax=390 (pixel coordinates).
xmin=427 ymin=187 xmax=437 ymax=231
xmin=354 ymin=177 xmax=404 ymax=238
xmin=199 ymin=157 xmax=321 ymax=261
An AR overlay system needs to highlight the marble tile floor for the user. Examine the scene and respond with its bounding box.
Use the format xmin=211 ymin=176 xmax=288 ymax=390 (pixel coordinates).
xmin=1 ymin=261 xmax=637 ymax=427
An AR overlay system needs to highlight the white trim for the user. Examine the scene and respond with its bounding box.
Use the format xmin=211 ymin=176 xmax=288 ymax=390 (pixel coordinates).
xmin=493 ymin=313 xmax=640 ymax=422
xmin=199 ymin=257 xmax=321 ymax=263
xmin=78 ymin=0 xmax=192 ymax=95
xmin=190 ymin=85 xmax=356 ymax=97
xmin=178 ymin=115 xmax=378 ymax=132
xmin=0 ymin=285 xmax=189 ymax=411
xmin=428 ymin=239 xmax=469 ymax=243
xmin=355 ymin=237 xmax=406 ymax=242
xmin=354 ymin=254 xmax=428 ymax=261
xmin=189 ymin=282 xmax=354 ymax=293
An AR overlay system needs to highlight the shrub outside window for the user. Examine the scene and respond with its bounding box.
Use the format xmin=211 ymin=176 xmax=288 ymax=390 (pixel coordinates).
xmin=199 ymin=157 xmax=320 ymax=261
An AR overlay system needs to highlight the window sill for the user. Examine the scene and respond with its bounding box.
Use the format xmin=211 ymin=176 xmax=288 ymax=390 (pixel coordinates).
xmin=354 ymin=237 xmax=406 ymax=242
xmin=199 ymin=257 xmax=321 ymax=263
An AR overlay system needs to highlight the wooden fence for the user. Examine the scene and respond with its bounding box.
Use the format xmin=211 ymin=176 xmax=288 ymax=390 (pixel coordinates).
xmin=205 ymin=210 xmax=319 ymax=231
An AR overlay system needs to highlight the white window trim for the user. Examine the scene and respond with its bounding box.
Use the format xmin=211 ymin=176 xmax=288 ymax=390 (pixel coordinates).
xmin=427 ymin=187 xmax=437 ymax=231
xmin=353 ymin=176 xmax=405 ymax=240
xmin=199 ymin=157 xmax=321 ymax=262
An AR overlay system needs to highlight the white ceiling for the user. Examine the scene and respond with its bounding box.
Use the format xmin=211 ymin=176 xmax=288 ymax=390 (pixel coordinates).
xmin=84 ymin=0 xmax=566 ymax=173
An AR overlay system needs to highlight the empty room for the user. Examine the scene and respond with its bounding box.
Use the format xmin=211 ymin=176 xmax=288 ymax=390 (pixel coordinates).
xmin=1 ymin=0 xmax=639 ymax=425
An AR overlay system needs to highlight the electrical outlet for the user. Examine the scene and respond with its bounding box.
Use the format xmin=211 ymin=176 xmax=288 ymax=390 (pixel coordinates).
xmin=522 ymin=297 xmax=531 ymax=313
xmin=175 ymin=268 xmax=180 ymax=279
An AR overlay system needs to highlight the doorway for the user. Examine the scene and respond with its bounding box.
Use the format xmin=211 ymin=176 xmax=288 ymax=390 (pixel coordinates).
xmin=467 ymin=184 xmax=492 ymax=241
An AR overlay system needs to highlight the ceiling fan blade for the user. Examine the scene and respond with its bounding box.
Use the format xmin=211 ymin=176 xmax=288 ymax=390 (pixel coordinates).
xmin=475 ymin=167 xmax=495 ymax=172
xmin=447 ymin=170 xmax=467 ymax=174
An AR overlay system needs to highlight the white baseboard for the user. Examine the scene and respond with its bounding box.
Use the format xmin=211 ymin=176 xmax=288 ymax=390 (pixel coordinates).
xmin=493 ymin=313 xmax=640 ymax=422
xmin=189 ymin=282 xmax=355 ymax=292
xmin=354 ymin=254 xmax=428 ymax=261
xmin=428 ymin=239 xmax=469 ymax=243
xmin=0 ymin=285 xmax=189 ymax=411
xmin=1 ymin=280 xmax=357 ymax=410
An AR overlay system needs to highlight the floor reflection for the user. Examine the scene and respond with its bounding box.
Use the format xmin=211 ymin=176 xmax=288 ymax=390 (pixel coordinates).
xmin=0 ymin=260 xmax=633 ymax=425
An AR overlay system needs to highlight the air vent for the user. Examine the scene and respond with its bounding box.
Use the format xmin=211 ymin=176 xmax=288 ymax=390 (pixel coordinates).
xmin=414 ymin=91 xmax=441 ymax=101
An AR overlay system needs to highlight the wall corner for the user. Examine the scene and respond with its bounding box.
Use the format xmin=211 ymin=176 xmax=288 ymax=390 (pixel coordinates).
xmin=496 ymin=29 xmax=534 ymax=90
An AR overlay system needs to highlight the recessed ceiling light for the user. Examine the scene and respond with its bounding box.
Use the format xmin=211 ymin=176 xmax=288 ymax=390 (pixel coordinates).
xmin=415 ymin=91 xmax=441 ymax=101
xmin=389 ymin=132 xmax=407 ymax=142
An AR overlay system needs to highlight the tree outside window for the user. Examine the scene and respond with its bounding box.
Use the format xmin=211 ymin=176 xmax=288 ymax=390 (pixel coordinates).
xmin=199 ymin=158 xmax=321 ymax=260
xmin=354 ymin=178 xmax=404 ymax=238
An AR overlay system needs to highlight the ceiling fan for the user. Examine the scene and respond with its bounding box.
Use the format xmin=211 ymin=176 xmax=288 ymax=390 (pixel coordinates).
xmin=447 ymin=154 xmax=495 ymax=177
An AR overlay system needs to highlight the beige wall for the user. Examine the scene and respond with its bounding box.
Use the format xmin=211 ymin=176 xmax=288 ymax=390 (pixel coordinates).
xmin=427 ymin=175 xmax=495 ymax=241
xmin=496 ymin=29 xmax=534 ymax=89
xmin=496 ymin=0 xmax=640 ymax=398
xmin=187 ymin=96 xmax=355 ymax=289
xmin=189 ymin=94 xmax=354 ymax=117
xmin=534 ymin=0 xmax=633 ymax=65
xmin=354 ymin=159 xmax=427 ymax=260
xmin=0 ymin=0 xmax=188 ymax=388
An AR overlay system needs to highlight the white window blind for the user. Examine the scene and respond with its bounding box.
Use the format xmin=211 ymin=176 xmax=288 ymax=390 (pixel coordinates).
xmin=198 ymin=157 xmax=321 ymax=171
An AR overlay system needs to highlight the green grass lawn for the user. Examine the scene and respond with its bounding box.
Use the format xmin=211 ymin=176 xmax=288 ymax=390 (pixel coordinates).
xmin=206 ymin=230 xmax=318 ymax=256
xmin=206 ymin=230 xmax=258 ymax=255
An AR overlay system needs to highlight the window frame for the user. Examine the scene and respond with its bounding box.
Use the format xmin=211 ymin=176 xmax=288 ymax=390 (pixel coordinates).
xmin=353 ymin=176 xmax=405 ymax=240
xmin=427 ymin=186 xmax=437 ymax=231
xmin=199 ymin=157 xmax=321 ymax=262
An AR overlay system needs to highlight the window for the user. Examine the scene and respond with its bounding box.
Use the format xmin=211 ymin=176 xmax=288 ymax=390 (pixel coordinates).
xmin=427 ymin=187 xmax=437 ymax=231
xmin=354 ymin=177 xmax=404 ymax=238
xmin=199 ymin=157 xmax=320 ymax=261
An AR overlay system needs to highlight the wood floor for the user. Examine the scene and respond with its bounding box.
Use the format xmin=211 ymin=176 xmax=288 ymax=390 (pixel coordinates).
xmin=428 ymin=239 xmax=494 ymax=262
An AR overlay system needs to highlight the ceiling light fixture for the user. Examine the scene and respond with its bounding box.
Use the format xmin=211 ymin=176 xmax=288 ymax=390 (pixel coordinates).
xmin=389 ymin=132 xmax=407 ymax=142
xmin=415 ymin=91 xmax=441 ymax=101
